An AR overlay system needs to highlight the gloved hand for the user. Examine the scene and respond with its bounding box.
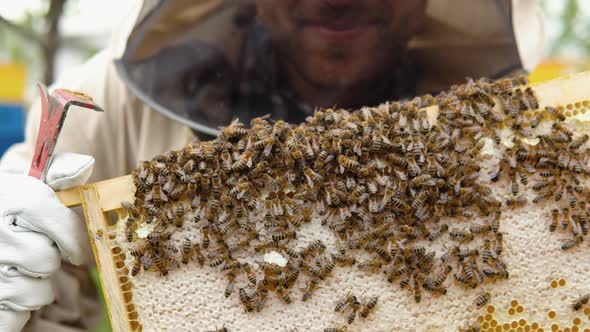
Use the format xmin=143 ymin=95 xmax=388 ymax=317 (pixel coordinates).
xmin=0 ymin=152 xmax=94 ymax=332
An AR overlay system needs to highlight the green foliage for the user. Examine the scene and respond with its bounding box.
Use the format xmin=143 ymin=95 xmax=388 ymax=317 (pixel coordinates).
xmin=90 ymin=268 xmax=113 ymax=332
xmin=541 ymin=0 xmax=590 ymax=57
xmin=0 ymin=0 xmax=99 ymax=84
xmin=0 ymin=11 xmax=38 ymax=64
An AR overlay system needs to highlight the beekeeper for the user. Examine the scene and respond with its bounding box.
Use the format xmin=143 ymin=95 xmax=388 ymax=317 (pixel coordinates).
xmin=0 ymin=0 xmax=544 ymax=331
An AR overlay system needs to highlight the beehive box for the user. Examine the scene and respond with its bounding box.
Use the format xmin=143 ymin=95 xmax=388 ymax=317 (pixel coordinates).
xmin=57 ymin=71 xmax=590 ymax=332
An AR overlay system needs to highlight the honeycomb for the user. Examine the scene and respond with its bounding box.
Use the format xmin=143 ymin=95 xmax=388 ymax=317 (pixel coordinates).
xmin=105 ymin=77 xmax=590 ymax=331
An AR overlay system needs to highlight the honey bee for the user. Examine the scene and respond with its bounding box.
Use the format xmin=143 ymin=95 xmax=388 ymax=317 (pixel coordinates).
xmin=147 ymin=230 xmax=172 ymax=246
xmin=238 ymin=288 xmax=254 ymax=313
xmin=570 ymin=134 xmax=589 ymax=150
xmin=323 ymin=327 xmax=347 ymax=332
xmin=337 ymin=155 xmax=361 ymax=172
xmin=505 ymin=195 xmax=527 ymax=208
xmin=209 ymin=253 xmax=227 ymax=268
xmin=474 ymin=291 xmax=491 ymax=309
xmin=180 ymin=238 xmax=193 ymax=264
xmin=125 ymin=219 xmax=135 ymax=243
xmin=301 ymin=278 xmax=319 ymax=301
xmin=357 ymin=258 xmax=383 ymax=273
xmin=301 ymin=240 xmax=326 ymax=259
xmin=242 ymin=264 xmax=257 ymax=285
xmin=201 ymin=227 xmax=210 ymax=249
xmin=452 ymin=246 xmax=479 ymax=260
xmin=131 ymin=256 xmax=142 ymax=276
xmin=303 ymin=168 xmax=323 ymax=188
xmin=153 ymin=252 xmax=169 ymax=276
xmin=232 ymin=150 xmax=254 ymax=171
xmin=346 ymin=310 xmax=357 ymax=325
xmin=150 ymin=184 xmax=167 ymax=204
xmin=561 ymin=236 xmax=583 ymax=250
xmin=193 ymin=244 xmax=205 ymax=267
xmin=562 ymin=208 xmax=571 ymax=230
xmin=272 ymin=231 xmax=297 ymax=242
xmin=550 ymin=209 xmax=559 ymax=232
xmin=469 ymin=224 xmax=492 ymax=235
xmin=490 ymin=211 xmax=501 ymax=233
xmin=461 ymin=322 xmax=481 ymax=332
xmin=427 ymin=223 xmax=449 ymax=241
xmin=454 ymin=273 xmax=475 ymax=288
xmin=450 ymin=229 xmax=474 ymax=243
xmin=573 ymin=293 xmax=590 ymax=311
xmin=221 ymin=118 xmax=249 ymax=139
xmin=360 ymin=296 xmax=378 ymax=318
xmin=331 ymin=253 xmax=356 ymax=266
xmin=412 ymin=276 xmax=422 ymax=303
xmin=510 ymin=178 xmax=519 ymax=196
xmin=121 ymin=201 xmax=141 ymax=220
xmin=225 ymin=280 xmax=235 ymax=298
xmin=276 ymin=285 xmax=292 ymax=304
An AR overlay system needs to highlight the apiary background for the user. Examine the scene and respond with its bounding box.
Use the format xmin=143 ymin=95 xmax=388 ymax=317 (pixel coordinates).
xmin=56 ymin=71 xmax=590 ymax=332
xmin=0 ymin=63 xmax=26 ymax=157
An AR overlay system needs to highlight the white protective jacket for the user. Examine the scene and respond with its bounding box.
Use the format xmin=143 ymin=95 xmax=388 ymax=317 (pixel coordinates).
xmin=0 ymin=0 xmax=544 ymax=330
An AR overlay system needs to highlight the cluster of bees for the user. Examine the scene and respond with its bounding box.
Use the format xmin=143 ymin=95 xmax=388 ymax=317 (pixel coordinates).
xmin=121 ymin=72 xmax=590 ymax=324
xmin=334 ymin=294 xmax=379 ymax=324
xmin=494 ymin=109 xmax=590 ymax=250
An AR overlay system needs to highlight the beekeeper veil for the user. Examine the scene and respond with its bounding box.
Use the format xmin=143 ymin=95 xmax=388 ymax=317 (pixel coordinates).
xmin=115 ymin=0 xmax=544 ymax=137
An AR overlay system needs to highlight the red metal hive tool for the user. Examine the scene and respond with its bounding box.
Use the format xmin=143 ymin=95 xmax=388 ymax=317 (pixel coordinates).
xmin=28 ymin=83 xmax=104 ymax=182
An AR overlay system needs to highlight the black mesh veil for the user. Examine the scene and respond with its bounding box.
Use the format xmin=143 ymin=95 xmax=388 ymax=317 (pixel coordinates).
xmin=115 ymin=0 xmax=524 ymax=137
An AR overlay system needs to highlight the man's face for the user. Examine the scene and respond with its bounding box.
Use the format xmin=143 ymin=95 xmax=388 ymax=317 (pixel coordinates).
xmin=256 ymin=0 xmax=426 ymax=93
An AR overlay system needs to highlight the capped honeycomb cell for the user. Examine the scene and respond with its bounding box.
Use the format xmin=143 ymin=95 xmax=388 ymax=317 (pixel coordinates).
xmin=517 ymin=306 xmax=525 ymax=314
xmin=549 ymin=311 xmax=557 ymax=319
xmin=558 ymin=279 xmax=566 ymax=287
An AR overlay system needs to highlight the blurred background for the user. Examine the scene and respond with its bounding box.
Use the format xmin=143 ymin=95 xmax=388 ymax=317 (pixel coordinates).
xmin=1 ymin=1 xmax=590 ymax=331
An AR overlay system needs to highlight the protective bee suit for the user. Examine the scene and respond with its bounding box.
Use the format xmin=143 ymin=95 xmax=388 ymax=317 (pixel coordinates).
xmin=0 ymin=0 xmax=544 ymax=331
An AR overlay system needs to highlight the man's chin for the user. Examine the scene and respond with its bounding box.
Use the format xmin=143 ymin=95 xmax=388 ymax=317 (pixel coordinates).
xmin=300 ymin=60 xmax=375 ymax=90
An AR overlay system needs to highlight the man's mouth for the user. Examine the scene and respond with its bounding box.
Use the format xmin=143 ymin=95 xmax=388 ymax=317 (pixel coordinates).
xmin=300 ymin=17 xmax=378 ymax=43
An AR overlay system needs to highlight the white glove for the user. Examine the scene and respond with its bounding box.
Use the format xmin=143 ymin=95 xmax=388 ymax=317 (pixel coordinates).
xmin=0 ymin=152 xmax=94 ymax=332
